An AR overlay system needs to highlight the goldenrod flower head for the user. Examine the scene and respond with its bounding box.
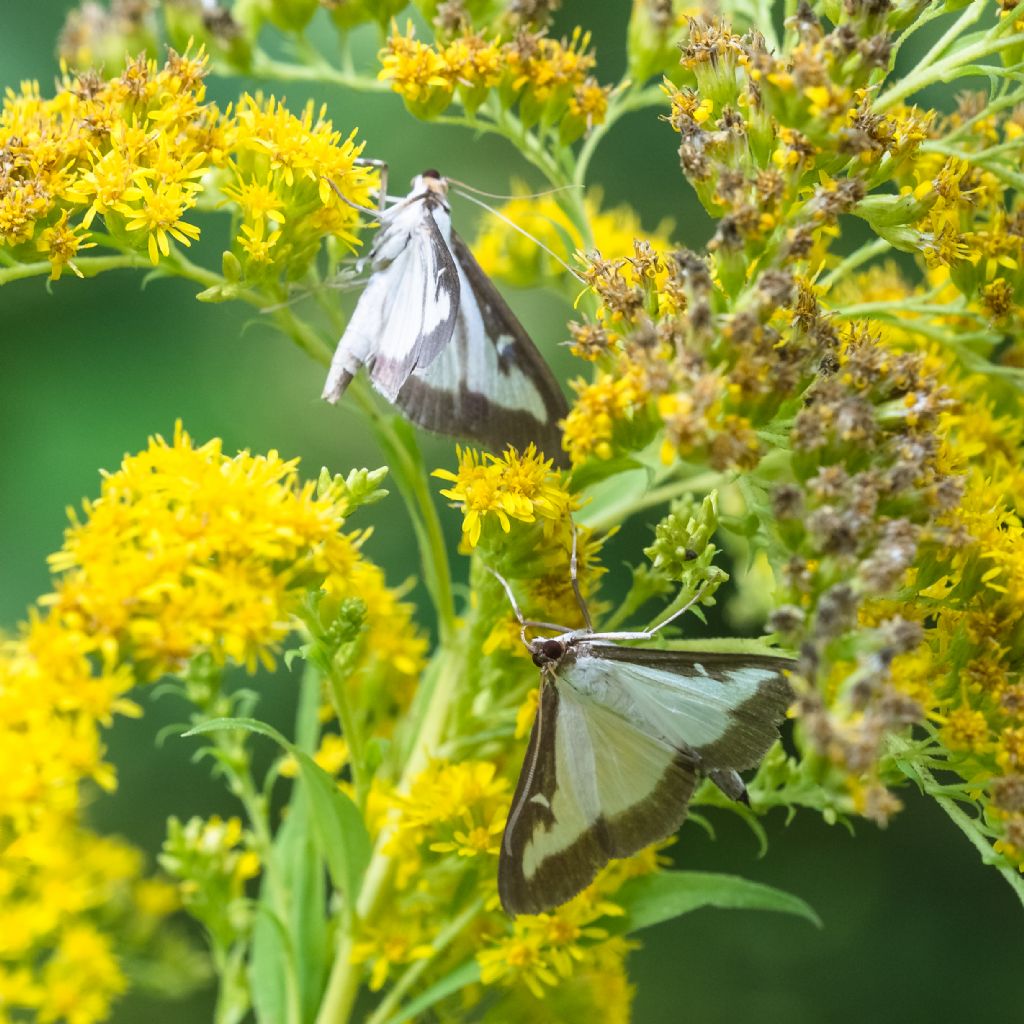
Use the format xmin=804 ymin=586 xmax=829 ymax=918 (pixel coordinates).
xmin=433 ymin=445 xmax=573 ymax=547
xmin=563 ymin=364 xmax=652 ymax=465
xmin=351 ymin=918 xmax=434 ymax=991
xmin=378 ymin=22 xmax=453 ymax=115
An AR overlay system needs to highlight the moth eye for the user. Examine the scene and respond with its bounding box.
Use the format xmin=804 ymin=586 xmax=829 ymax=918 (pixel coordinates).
xmin=421 ymin=168 xmax=441 ymax=179
xmin=542 ymin=639 xmax=564 ymax=660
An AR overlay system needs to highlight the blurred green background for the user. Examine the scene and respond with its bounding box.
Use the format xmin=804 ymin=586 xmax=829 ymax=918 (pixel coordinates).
xmin=1 ymin=2 xmax=1020 ymax=1021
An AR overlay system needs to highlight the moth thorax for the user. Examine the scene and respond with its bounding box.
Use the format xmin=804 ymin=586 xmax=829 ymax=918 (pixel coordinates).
xmin=531 ymin=637 xmax=565 ymax=667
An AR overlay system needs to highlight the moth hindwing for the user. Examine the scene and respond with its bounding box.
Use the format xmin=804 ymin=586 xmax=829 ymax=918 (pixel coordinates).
xmin=498 ymin=635 xmax=793 ymax=917
xmin=322 ymin=169 xmax=568 ymax=464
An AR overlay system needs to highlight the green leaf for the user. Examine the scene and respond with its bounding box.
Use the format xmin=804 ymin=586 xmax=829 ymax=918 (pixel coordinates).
xmin=577 ymin=465 xmax=653 ymax=528
xmin=569 ymin=454 xmax=646 ymax=492
xmin=378 ymin=959 xmax=481 ymax=1024
xmin=249 ymin=901 xmax=293 ymax=1024
xmin=182 ymin=716 xmax=291 ymax=751
xmin=275 ymin=787 xmax=328 ymax=1023
xmin=294 ymin=752 xmax=372 ymax=908
xmin=611 ymin=871 xmax=821 ymax=933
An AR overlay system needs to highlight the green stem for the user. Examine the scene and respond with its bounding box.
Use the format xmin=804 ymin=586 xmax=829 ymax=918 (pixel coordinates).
xmin=877 ymin=30 xmax=1024 ymax=111
xmin=573 ymin=84 xmax=665 ymax=189
xmin=216 ymin=733 xmax=304 ymax=1024
xmin=0 ymin=253 xmax=150 ymax=286
xmin=314 ymin=645 xmax=463 ymax=1024
xmin=910 ymin=760 xmax=1024 ymax=908
xmin=364 ymin=897 xmax=485 ymax=1024
xmin=314 ymin=932 xmax=357 ymax=1024
xmin=323 ymin=656 xmax=370 ymax=811
xmin=818 ymin=237 xmax=891 ymax=292
xmin=584 ymin=469 xmax=731 ymax=533
xmin=906 ymin=0 xmax=987 ymax=77
xmin=249 ymin=50 xmax=390 ymax=92
xmin=266 ymin=302 xmax=456 ymax=645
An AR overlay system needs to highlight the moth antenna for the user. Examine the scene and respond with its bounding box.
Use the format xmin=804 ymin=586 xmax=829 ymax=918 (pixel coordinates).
xmin=446 ymin=177 xmax=579 ymax=202
xmin=451 ymin=187 xmax=587 ymax=284
xmin=646 ymin=584 xmax=709 ymax=638
xmin=568 ymin=518 xmax=594 ymax=633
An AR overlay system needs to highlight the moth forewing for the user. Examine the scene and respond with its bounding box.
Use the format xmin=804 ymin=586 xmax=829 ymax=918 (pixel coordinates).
xmin=322 ymin=170 xmax=568 ymax=464
xmin=498 ymin=636 xmax=793 ymax=917
xmin=322 ymin=180 xmax=459 ymax=403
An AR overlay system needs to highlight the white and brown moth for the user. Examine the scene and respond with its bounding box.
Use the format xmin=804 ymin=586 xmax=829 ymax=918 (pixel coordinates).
xmin=322 ymin=169 xmax=568 ymax=463
xmin=491 ymin=562 xmax=793 ymax=916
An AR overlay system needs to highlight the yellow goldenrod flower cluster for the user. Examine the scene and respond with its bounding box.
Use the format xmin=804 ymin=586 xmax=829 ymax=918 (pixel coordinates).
xmin=0 ymin=423 xmax=423 ymax=1020
xmin=0 ymin=48 xmax=376 ymax=282
xmin=380 ymin=22 xmax=609 ymax=139
xmin=434 ymin=443 xmax=574 ymax=547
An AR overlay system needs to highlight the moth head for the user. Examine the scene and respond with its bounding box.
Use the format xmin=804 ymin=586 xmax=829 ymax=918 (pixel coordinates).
xmin=413 ymin=169 xmax=449 ymax=199
xmin=529 ymin=636 xmax=567 ymax=668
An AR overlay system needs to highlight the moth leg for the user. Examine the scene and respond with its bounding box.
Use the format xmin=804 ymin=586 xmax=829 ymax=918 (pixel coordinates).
xmin=353 ymin=157 xmax=389 ymax=210
xmin=323 ymin=174 xmax=380 ymax=217
xmin=568 ymin=518 xmax=594 ymax=633
xmin=645 ymin=583 xmax=708 ymax=638
xmin=585 ymin=584 xmax=711 ymax=644
xmin=484 ymin=566 xmax=573 ymax=644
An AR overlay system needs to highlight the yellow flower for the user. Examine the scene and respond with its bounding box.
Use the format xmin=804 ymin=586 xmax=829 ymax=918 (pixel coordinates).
xmin=36 ymin=209 xmax=96 ymax=279
xmin=563 ymin=364 xmax=651 ymax=465
xmin=351 ymin=919 xmax=434 ymax=991
xmin=378 ymin=23 xmax=452 ymax=111
xmin=433 ymin=445 xmax=572 ymax=547
xmin=939 ymin=707 xmax=991 ymax=753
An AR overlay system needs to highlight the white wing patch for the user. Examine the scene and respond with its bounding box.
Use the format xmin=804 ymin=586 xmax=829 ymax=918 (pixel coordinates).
xmin=408 ymin=256 xmax=550 ymax=421
xmin=564 ymin=654 xmax=776 ymax=750
xmin=520 ymin=684 xmax=678 ymax=884
xmin=323 ymin=185 xmax=458 ymax=403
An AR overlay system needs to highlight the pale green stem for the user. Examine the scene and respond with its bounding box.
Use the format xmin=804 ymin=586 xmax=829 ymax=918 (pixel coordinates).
xmin=920 ymin=140 xmax=1024 ymax=189
xmin=249 ymin=50 xmax=390 ymax=92
xmin=0 ymin=253 xmax=150 ymax=285
xmin=906 ymin=0 xmax=987 ymax=76
xmin=364 ymin=897 xmax=485 ymax=1024
xmin=877 ymin=31 xmax=1024 ymax=112
xmin=323 ymin=657 xmax=370 ymax=811
xmin=895 ymin=748 xmax=1024 ymax=908
xmin=216 ymin=733 xmax=304 ymax=1024
xmin=314 ymin=646 xmax=463 ymax=1024
xmin=833 ymin=299 xmax=983 ymax=319
xmin=585 ymin=469 xmax=732 ymax=534
xmin=818 ymin=237 xmax=892 ymax=292
xmin=263 ymin=302 xmax=457 ymax=643
xmin=887 ymin=0 xmax=951 ymax=65
xmin=938 ymin=86 xmax=1024 ymax=144
xmin=573 ymin=84 xmax=665 ymax=189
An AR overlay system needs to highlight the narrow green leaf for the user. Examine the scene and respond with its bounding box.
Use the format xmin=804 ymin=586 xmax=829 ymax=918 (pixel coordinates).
xmin=611 ymin=871 xmax=821 ymax=933
xmin=275 ymin=790 xmax=329 ymax=1023
xmin=378 ymin=959 xmax=481 ymax=1024
xmin=182 ymin=716 xmax=291 ymax=751
xmin=294 ymin=751 xmax=372 ymax=906
xmin=249 ymin=900 xmax=292 ymax=1024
